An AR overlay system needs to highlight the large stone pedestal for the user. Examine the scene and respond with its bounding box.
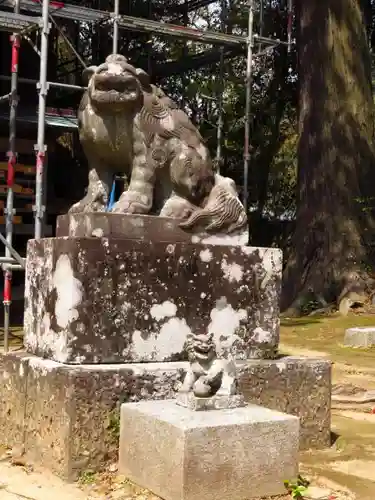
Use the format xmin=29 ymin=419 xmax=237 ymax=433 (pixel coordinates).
xmin=0 ymin=352 xmax=330 ymax=480
xmin=24 ymin=214 xmax=282 ymax=364
xmin=119 ymin=400 xmax=299 ymax=500
xmin=6 ymin=213 xmax=331 ymax=480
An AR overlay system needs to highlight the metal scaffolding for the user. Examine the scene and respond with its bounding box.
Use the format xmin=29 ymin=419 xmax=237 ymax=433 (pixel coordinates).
xmin=0 ymin=0 xmax=294 ymax=351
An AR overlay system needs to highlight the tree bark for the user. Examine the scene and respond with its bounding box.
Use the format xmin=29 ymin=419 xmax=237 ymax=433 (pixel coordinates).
xmin=281 ymin=0 xmax=375 ymax=313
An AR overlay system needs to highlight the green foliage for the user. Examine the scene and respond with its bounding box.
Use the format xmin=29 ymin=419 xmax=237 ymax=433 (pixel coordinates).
xmin=284 ymin=475 xmax=310 ymax=498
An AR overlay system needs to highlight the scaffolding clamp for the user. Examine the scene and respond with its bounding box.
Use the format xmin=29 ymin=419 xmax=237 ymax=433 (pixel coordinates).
xmin=38 ymin=19 xmax=51 ymax=34
xmin=32 ymin=203 xmax=46 ymax=218
xmin=9 ymin=90 xmax=20 ymax=107
xmin=6 ymin=151 xmax=17 ymax=161
xmin=36 ymin=80 xmax=49 ymax=97
xmin=246 ymin=34 xmax=254 ymax=48
xmin=34 ymin=144 xmax=47 ymax=154
xmin=3 ymin=208 xmax=16 ymax=217
xmin=34 ymin=147 xmax=47 ymax=173
xmin=9 ymin=33 xmax=21 ymax=47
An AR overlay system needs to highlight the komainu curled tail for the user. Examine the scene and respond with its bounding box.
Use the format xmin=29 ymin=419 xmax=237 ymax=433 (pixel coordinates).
xmin=179 ymin=174 xmax=248 ymax=234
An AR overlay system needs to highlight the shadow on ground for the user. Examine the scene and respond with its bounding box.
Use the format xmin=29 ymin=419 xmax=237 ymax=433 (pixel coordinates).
xmin=282 ymin=312 xmax=375 ymax=500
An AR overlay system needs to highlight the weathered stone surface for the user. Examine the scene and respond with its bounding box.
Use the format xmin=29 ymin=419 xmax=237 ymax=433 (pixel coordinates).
xmin=0 ymin=352 xmax=183 ymax=480
xmin=0 ymin=352 xmax=29 ymax=448
xmin=175 ymin=393 xmax=246 ymax=411
xmin=24 ymin=235 xmax=282 ymax=363
xmin=238 ymin=356 xmax=332 ymax=449
xmin=344 ymin=327 xmax=375 ymax=348
xmin=119 ymin=400 xmax=300 ymax=500
xmin=0 ymin=353 xmax=330 ymax=479
xmin=56 ymin=213 xmax=249 ymax=246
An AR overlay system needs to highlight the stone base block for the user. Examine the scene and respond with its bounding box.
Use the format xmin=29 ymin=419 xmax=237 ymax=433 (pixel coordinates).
xmin=24 ymin=232 xmax=282 ymax=363
xmin=119 ymin=400 xmax=299 ymax=500
xmin=0 ymin=352 xmax=184 ymax=480
xmin=344 ymin=327 xmax=375 ymax=347
xmin=0 ymin=353 xmax=330 ymax=480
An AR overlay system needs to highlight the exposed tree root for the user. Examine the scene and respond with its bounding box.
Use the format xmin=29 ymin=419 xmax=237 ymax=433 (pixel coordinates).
xmin=281 ymin=269 xmax=374 ymax=317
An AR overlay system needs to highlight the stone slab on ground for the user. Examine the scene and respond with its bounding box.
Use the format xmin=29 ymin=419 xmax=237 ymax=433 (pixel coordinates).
xmin=24 ymin=233 xmax=282 ymax=364
xmin=344 ymin=327 xmax=375 ymax=348
xmin=0 ymin=353 xmax=330 ymax=480
xmin=119 ymin=399 xmax=299 ymax=500
xmin=56 ymin=212 xmax=248 ymax=246
xmin=0 ymin=461 xmax=88 ymax=500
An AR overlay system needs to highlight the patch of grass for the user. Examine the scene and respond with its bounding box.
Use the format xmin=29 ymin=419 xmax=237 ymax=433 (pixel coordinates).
xmin=333 ymin=436 xmax=347 ymax=452
xmin=79 ymin=470 xmax=97 ymax=485
xmin=280 ymin=314 xmax=375 ymax=367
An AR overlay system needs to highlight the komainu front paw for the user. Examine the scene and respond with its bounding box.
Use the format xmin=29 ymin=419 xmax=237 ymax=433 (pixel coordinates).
xmin=159 ymin=195 xmax=197 ymax=220
xmin=111 ymin=190 xmax=152 ymax=214
xmin=68 ymin=196 xmax=107 ymax=214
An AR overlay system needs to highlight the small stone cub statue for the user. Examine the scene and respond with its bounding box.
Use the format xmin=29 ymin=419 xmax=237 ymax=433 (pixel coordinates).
xmin=179 ymin=332 xmax=238 ymax=398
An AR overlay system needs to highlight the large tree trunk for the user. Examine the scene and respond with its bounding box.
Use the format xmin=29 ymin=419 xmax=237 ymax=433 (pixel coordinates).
xmin=281 ymin=0 xmax=375 ymax=314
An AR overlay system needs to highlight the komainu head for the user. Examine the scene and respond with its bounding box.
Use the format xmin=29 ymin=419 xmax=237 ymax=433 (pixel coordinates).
xmin=186 ymin=332 xmax=217 ymax=363
xmin=82 ymin=54 xmax=150 ymax=113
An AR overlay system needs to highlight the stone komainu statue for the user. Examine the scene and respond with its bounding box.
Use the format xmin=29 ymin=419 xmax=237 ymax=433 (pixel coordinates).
xmin=70 ymin=54 xmax=247 ymax=234
xmin=180 ymin=332 xmax=238 ymax=397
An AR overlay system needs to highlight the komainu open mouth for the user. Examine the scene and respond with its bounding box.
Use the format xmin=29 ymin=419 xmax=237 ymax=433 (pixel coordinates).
xmin=94 ymin=73 xmax=139 ymax=95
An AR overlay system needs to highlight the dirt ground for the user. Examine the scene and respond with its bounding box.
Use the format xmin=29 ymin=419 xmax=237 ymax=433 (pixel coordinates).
xmin=2 ymin=312 xmax=375 ymax=499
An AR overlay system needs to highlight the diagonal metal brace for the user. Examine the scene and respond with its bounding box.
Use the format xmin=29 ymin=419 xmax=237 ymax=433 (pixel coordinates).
xmin=0 ymin=93 xmax=11 ymax=103
xmin=0 ymin=233 xmax=26 ymax=268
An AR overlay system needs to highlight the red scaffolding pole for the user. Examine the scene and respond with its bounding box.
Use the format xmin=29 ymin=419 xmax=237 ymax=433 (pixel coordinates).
xmin=3 ymin=0 xmax=21 ymax=352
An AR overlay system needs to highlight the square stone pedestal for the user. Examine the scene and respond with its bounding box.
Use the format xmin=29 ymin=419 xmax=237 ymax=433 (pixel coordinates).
xmin=119 ymin=400 xmax=299 ymax=500
xmin=24 ymin=219 xmax=282 ymax=364
xmin=0 ymin=352 xmax=330 ymax=480
xmin=344 ymin=327 xmax=375 ymax=347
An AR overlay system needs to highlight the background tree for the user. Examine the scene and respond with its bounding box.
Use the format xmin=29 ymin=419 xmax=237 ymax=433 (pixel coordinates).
xmin=281 ymin=0 xmax=375 ymax=314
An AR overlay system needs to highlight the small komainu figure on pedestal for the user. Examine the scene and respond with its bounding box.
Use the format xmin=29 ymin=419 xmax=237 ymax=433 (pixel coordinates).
xmin=176 ymin=332 xmax=246 ymax=411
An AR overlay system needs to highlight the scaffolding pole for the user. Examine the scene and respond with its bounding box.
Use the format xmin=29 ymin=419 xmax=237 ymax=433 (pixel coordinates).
xmin=34 ymin=0 xmax=49 ymax=240
xmin=287 ymin=0 xmax=293 ymax=53
xmin=0 ymin=74 xmax=85 ymax=90
xmin=258 ymin=0 xmax=263 ymax=53
xmin=243 ymin=0 xmax=254 ymax=214
xmin=112 ymin=0 xmax=119 ymax=54
xmin=3 ymin=0 xmax=21 ymax=353
xmin=215 ymin=0 xmax=226 ymax=173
